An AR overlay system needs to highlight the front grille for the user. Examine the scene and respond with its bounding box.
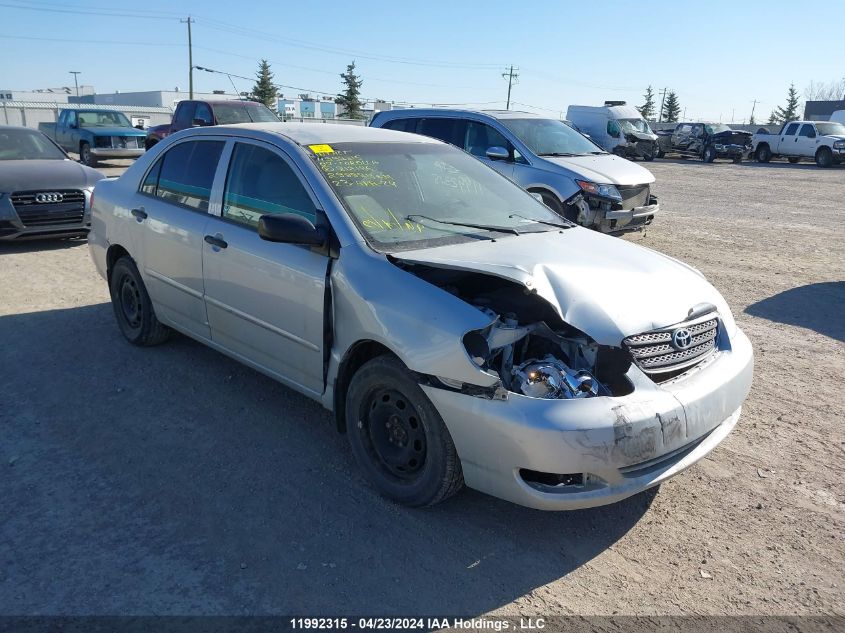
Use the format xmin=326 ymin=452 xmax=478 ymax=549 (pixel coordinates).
xmin=617 ymin=184 xmax=650 ymax=209
xmin=623 ymin=315 xmax=719 ymax=380
xmin=94 ymin=136 xmax=143 ymax=149
xmin=11 ymin=189 xmax=86 ymax=227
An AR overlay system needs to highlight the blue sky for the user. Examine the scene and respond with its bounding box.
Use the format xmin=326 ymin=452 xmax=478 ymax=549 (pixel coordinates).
xmin=1 ymin=0 xmax=843 ymax=122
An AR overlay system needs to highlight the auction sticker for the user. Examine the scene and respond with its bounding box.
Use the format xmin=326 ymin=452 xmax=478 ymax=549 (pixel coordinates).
xmin=309 ymin=144 xmax=335 ymax=154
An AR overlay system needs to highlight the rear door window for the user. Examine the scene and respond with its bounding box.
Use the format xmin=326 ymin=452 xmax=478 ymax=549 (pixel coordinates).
xmin=783 ymin=123 xmax=799 ymax=136
xmin=173 ymin=102 xmax=196 ymax=129
xmin=381 ymin=118 xmax=417 ymax=133
xmin=417 ymin=118 xmax=466 ymax=146
xmin=150 ymin=140 xmax=225 ymax=211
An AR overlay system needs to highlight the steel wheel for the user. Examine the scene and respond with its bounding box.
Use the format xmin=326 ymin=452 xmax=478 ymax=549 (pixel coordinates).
xmin=362 ymin=388 xmax=427 ymax=480
xmin=119 ymin=273 xmax=143 ymax=330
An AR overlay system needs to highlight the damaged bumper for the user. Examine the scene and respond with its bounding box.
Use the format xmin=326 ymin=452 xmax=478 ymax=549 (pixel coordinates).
xmin=421 ymin=326 xmax=753 ymax=510
xmin=604 ymin=200 xmax=659 ymax=233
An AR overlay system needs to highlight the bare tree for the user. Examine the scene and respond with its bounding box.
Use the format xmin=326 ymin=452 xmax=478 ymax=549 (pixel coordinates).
xmin=804 ymin=79 xmax=845 ymax=101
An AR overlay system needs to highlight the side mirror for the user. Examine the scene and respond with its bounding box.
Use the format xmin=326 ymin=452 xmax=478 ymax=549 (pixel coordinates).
xmin=69 ymin=123 xmax=78 ymax=129
xmin=809 ymin=131 xmax=816 ymax=138
xmin=191 ymin=118 xmax=209 ymax=127
xmin=485 ymin=146 xmax=509 ymax=161
xmin=258 ymin=213 xmax=326 ymax=247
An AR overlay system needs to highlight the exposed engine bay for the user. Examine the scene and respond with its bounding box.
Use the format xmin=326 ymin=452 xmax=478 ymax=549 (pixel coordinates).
xmin=395 ymin=262 xmax=632 ymax=399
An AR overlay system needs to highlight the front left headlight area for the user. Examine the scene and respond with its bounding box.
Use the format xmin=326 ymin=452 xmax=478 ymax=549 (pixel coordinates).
xmin=575 ymin=180 xmax=622 ymax=202
xmin=833 ymin=140 xmax=845 ymax=149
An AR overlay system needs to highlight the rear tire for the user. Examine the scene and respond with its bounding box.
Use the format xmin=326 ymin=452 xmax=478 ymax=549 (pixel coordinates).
xmin=755 ymin=144 xmax=772 ymax=163
xmin=109 ymin=257 xmax=171 ymax=346
xmin=815 ymin=147 xmax=833 ymax=168
xmin=345 ymin=355 xmax=463 ymax=507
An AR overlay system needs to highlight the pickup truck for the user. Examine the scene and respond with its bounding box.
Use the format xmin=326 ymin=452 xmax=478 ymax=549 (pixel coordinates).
xmin=38 ymin=109 xmax=146 ymax=166
xmin=144 ymin=99 xmax=279 ymax=149
xmin=656 ymin=122 xmax=752 ymax=162
xmin=752 ymin=120 xmax=845 ymax=167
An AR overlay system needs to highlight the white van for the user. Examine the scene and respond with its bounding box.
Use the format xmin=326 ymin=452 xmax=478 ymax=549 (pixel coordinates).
xmin=567 ymin=101 xmax=659 ymax=161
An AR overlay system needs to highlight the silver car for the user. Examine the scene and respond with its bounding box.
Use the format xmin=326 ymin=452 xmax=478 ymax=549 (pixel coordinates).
xmin=370 ymin=109 xmax=659 ymax=234
xmin=89 ymin=123 xmax=753 ymax=510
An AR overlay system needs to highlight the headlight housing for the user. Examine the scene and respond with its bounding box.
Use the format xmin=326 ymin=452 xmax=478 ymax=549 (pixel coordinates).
xmin=833 ymin=140 xmax=845 ymax=149
xmin=575 ymin=180 xmax=622 ymax=201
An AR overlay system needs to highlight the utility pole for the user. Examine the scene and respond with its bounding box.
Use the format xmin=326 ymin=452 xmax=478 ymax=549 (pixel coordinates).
xmin=658 ymin=87 xmax=668 ymax=122
xmin=502 ymin=65 xmax=519 ymax=110
xmin=68 ymin=71 xmax=81 ymax=98
xmin=750 ymin=99 xmax=759 ymax=123
xmin=181 ymin=16 xmax=195 ymax=99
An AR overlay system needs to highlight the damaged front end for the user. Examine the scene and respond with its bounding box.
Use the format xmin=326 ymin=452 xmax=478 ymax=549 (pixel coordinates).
xmin=398 ymin=262 xmax=632 ymax=400
xmin=565 ymin=184 xmax=658 ymax=234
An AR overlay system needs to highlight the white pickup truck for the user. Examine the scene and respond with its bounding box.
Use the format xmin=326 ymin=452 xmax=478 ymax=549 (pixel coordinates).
xmin=752 ymin=120 xmax=845 ymax=167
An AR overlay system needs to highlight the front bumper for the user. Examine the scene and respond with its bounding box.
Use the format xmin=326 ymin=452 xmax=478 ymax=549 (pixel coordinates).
xmin=604 ymin=201 xmax=659 ymax=233
xmin=0 ymin=191 xmax=91 ymax=241
xmin=422 ymin=326 xmax=753 ymax=510
xmin=90 ymin=147 xmax=144 ymax=159
xmin=714 ymin=144 xmax=750 ymax=159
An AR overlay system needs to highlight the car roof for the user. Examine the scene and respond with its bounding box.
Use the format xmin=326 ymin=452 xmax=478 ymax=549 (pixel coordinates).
xmin=195 ymin=100 xmax=267 ymax=106
xmin=0 ymin=125 xmax=39 ymax=132
xmin=203 ymin=122 xmax=442 ymax=146
xmin=374 ymin=108 xmax=545 ymax=121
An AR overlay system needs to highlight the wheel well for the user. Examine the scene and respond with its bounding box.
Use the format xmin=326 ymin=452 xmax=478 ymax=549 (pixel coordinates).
xmin=333 ymin=340 xmax=395 ymax=433
xmin=106 ymin=244 xmax=131 ymax=282
xmin=527 ymin=187 xmax=562 ymax=210
xmin=757 ymin=142 xmax=770 ymax=151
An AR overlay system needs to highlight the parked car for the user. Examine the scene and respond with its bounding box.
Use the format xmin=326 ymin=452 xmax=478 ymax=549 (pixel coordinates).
xmin=567 ymin=101 xmax=659 ymax=161
xmin=38 ymin=109 xmax=146 ymax=167
xmin=144 ymin=99 xmax=279 ymax=149
xmin=752 ymin=120 xmax=845 ymax=167
xmin=657 ymin=122 xmax=752 ymax=162
xmin=371 ymin=109 xmax=659 ymax=234
xmin=89 ymin=123 xmax=753 ymax=510
xmin=0 ymin=126 xmax=104 ymax=240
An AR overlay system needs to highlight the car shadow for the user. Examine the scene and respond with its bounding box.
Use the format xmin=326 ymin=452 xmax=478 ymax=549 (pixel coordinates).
xmin=0 ymin=303 xmax=654 ymax=615
xmin=0 ymin=236 xmax=87 ymax=254
xmin=745 ymin=282 xmax=845 ymax=342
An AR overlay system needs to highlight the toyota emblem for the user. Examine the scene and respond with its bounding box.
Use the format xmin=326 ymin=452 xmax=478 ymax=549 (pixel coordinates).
xmin=35 ymin=192 xmax=63 ymax=203
xmin=672 ymin=328 xmax=693 ymax=350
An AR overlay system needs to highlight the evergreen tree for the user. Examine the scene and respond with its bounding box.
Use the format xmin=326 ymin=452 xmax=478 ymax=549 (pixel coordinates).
xmin=251 ymin=59 xmax=278 ymax=109
xmin=335 ymin=61 xmax=364 ymax=119
xmin=767 ymin=110 xmax=778 ymax=125
xmin=637 ymin=85 xmax=656 ymax=120
xmin=662 ymin=91 xmax=681 ymax=122
xmin=774 ymin=83 xmax=800 ymax=124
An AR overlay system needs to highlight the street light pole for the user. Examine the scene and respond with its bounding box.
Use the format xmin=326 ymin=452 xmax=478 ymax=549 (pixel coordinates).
xmin=69 ymin=71 xmax=81 ymax=98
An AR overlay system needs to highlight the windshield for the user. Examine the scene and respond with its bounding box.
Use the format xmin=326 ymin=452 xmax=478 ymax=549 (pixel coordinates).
xmin=815 ymin=122 xmax=845 ymax=136
xmin=213 ymin=102 xmax=279 ymax=124
xmin=311 ymin=142 xmax=568 ymax=252
xmin=0 ymin=128 xmax=66 ymax=160
xmin=704 ymin=124 xmax=731 ymax=134
xmin=499 ymin=118 xmax=603 ymax=156
xmin=618 ymin=118 xmax=653 ymax=134
xmin=77 ymin=111 xmax=132 ymax=127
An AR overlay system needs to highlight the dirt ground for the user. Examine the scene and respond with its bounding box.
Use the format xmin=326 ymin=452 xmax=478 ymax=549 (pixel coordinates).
xmin=0 ymin=156 xmax=843 ymax=617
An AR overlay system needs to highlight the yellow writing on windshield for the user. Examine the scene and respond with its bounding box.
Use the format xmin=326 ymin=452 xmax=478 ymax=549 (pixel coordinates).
xmin=361 ymin=208 xmax=423 ymax=233
xmin=316 ymin=151 xmax=397 ymax=188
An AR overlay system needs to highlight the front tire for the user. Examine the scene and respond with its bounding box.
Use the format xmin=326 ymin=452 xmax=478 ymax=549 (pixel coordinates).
xmin=755 ymin=144 xmax=772 ymax=163
xmin=703 ymin=146 xmax=717 ymax=163
xmin=80 ymin=142 xmax=97 ymax=167
xmin=345 ymin=356 xmax=463 ymax=507
xmin=109 ymin=257 xmax=170 ymax=346
xmin=815 ymin=147 xmax=833 ymax=168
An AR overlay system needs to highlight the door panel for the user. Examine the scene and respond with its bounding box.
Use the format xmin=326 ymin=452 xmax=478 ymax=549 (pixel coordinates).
xmin=137 ymin=138 xmax=225 ymax=340
xmin=779 ymin=123 xmax=800 ymax=155
xmin=202 ymin=141 xmax=328 ymax=394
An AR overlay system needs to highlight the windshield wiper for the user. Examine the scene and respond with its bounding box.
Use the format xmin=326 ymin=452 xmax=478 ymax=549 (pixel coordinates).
xmin=405 ymin=214 xmax=521 ymax=236
xmin=508 ymin=213 xmax=574 ymax=229
xmin=537 ymin=152 xmax=577 ymax=157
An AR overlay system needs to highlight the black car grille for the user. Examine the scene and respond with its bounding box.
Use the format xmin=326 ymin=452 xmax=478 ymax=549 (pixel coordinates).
xmin=623 ymin=315 xmax=719 ymax=381
xmin=11 ymin=189 xmax=86 ymax=227
xmin=94 ymin=136 xmax=143 ymax=149
xmin=617 ymin=184 xmax=650 ymax=209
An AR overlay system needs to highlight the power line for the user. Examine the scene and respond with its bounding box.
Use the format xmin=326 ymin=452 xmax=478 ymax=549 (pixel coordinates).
xmin=0 ymin=2 xmax=178 ymax=20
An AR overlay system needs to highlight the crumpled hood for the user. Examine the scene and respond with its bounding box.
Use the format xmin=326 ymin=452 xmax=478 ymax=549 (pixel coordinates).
xmin=628 ymin=131 xmax=658 ymax=142
xmin=0 ymin=159 xmax=104 ymax=192
xmin=81 ymin=126 xmax=146 ymax=137
xmin=540 ymin=154 xmax=655 ymax=186
xmin=393 ymin=228 xmax=731 ymax=346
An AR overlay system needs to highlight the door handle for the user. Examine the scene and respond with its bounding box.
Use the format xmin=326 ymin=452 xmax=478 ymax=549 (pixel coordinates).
xmin=204 ymin=234 xmax=228 ymax=249
xmin=130 ymin=207 xmax=147 ymax=220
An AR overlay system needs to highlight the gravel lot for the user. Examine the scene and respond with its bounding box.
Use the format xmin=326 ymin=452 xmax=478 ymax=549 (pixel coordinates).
xmin=1 ymin=156 xmax=843 ymax=617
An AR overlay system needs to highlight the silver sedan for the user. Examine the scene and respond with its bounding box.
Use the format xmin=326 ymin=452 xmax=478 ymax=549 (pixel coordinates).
xmin=88 ymin=123 xmax=753 ymax=510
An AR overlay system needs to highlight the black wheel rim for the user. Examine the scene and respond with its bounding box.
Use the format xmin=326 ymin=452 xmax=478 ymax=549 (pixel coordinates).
xmin=360 ymin=388 xmax=426 ymax=481
xmin=119 ymin=274 xmax=142 ymax=330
